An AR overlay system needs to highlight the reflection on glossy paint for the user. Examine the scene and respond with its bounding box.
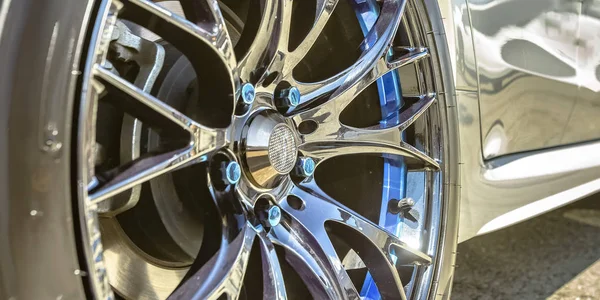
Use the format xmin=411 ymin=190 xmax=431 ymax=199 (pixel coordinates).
xmin=484 ymin=141 xmax=600 ymax=181
xmin=477 ymin=177 xmax=600 ymax=235
xmin=441 ymin=0 xmax=600 ymax=243
xmin=465 ymin=0 xmax=600 ymax=158
xmin=482 ymin=121 xmax=506 ymax=158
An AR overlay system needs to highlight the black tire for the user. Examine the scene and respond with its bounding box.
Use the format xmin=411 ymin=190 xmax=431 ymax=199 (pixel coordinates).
xmin=0 ymin=0 xmax=94 ymax=298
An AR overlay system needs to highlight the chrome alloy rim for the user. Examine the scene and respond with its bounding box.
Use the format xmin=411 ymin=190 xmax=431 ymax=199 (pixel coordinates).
xmin=75 ymin=0 xmax=446 ymax=299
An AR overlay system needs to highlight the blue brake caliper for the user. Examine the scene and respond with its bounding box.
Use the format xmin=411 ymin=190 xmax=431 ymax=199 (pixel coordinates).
xmin=352 ymin=1 xmax=408 ymax=299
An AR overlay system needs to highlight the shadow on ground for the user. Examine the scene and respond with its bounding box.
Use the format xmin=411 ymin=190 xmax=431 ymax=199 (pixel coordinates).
xmin=452 ymin=195 xmax=600 ymax=300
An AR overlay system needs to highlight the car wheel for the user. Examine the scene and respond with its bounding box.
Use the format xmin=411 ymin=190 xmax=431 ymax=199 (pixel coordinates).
xmin=0 ymin=0 xmax=459 ymax=299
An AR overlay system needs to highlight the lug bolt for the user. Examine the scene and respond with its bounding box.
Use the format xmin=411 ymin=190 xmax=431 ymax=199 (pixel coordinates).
xmin=240 ymin=83 xmax=255 ymax=105
xmin=256 ymin=205 xmax=282 ymax=228
xmin=223 ymin=161 xmax=241 ymax=185
xmin=266 ymin=206 xmax=282 ymax=227
xmin=297 ymin=157 xmax=316 ymax=177
xmin=278 ymin=86 xmax=300 ymax=107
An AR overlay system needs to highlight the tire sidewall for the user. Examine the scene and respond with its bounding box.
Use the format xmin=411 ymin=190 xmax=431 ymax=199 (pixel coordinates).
xmin=0 ymin=0 xmax=95 ymax=298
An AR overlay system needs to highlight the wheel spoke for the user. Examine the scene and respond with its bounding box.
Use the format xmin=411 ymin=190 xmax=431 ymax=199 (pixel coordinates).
xmin=93 ymin=65 xmax=195 ymax=132
xmin=257 ymin=230 xmax=287 ymax=299
xmin=277 ymin=0 xmax=294 ymax=53
xmin=93 ymin=65 xmax=227 ymax=155
xmin=88 ymin=147 xmax=195 ymax=204
xmin=236 ymin=0 xmax=284 ymax=82
xmin=96 ymin=20 xmax=165 ymax=215
xmin=299 ymin=133 xmax=438 ymax=170
xmin=285 ymin=182 xmax=432 ymax=299
xmin=120 ymin=0 xmax=236 ymax=73
xmin=178 ymin=0 xmax=221 ymax=26
xmin=289 ymin=0 xmax=411 ymax=111
xmin=281 ymin=0 xmax=340 ymax=75
xmin=292 ymin=70 xmax=348 ymax=108
xmin=358 ymin=93 xmax=436 ymax=132
xmin=296 ymin=93 xmax=439 ymax=170
xmin=292 ymin=46 xmax=428 ymax=115
xmin=388 ymin=46 xmax=429 ymax=70
xmin=270 ymin=215 xmax=361 ymax=299
xmin=169 ymin=225 xmax=256 ymax=300
xmin=290 ymin=182 xmax=431 ymax=266
xmin=91 ymin=66 xmax=227 ymax=204
xmin=393 ymin=93 xmax=436 ymax=132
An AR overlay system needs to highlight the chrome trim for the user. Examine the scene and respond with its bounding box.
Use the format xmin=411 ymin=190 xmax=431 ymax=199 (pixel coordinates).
xmin=469 ymin=0 xmax=600 ymax=157
xmin=76 ymin=0 xmax=452 ymax=299
xmin=89 ymin=66 xmax=227 ymax=204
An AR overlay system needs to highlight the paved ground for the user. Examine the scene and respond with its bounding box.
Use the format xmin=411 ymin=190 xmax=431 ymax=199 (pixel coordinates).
xmin=452 ymin=195 xmax=600 ymax=300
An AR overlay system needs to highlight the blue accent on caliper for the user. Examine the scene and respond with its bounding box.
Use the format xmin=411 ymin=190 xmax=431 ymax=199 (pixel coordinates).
xmin=352 ymin=1 xmax=408 ymax=299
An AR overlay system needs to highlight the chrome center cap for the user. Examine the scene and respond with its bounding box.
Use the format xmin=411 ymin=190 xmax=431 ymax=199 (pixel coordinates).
xmin=268 ymin=124 xmax=297 ymax=174
xmin=242 ymin=111 xmax=298 ymax=188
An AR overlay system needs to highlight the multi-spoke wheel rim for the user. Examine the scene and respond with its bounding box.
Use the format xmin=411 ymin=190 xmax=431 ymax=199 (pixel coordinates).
xmin=74 ymin=0 xmax=447 ymax=299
